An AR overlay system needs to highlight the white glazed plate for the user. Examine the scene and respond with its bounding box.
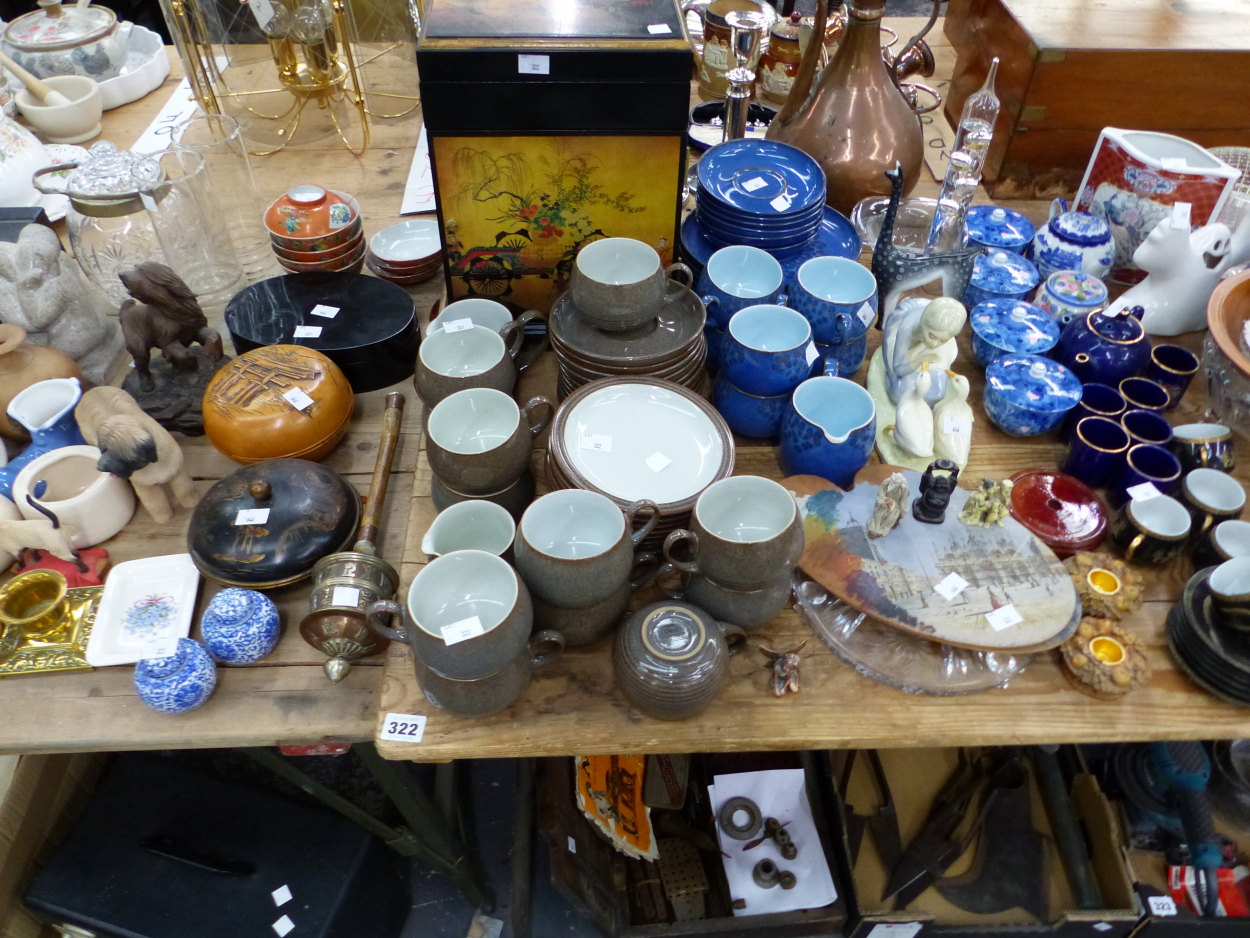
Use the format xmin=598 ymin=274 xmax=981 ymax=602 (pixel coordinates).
xmin=85 ymin=553 xmax=201 ymax=666
xmin=369 ymin=218 xmax=441 ymax=264
xmin=562 ymin=382 xmax=725 ymax=505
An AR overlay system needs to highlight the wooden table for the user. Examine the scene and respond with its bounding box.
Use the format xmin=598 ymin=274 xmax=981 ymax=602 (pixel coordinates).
xmin=0 ymin=52 xmax=443 ymax=755
xmin=375 ymin=23 xmax=1250 ymax=761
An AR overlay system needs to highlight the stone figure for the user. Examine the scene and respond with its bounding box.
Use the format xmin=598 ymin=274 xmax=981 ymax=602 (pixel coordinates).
xmin=912 ymin=459 xmax=959 ymax=525
xmin=867 ymin=472 xmax=909 ymax=539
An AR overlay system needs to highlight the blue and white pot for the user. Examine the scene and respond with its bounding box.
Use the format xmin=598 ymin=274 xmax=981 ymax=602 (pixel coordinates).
xmin=1032 ymin=199 xmax=1115 ymax=281
xmin=778 ymin=376 xmax=876 ymax=490
xmin=200 ymin=588 xmax=280 ymax=665
xmin=962 ymin=250 xmax=1040 ymax=309
xmin=983 ymin=354 xmax=1082 ymax=436
xmin=968 ymin=299 xmax=1060 ymax=367
xmin=134 ymin=638 xmax=217 ymax=713
xmin=965 ymin=206 xmax=1035 ymax=255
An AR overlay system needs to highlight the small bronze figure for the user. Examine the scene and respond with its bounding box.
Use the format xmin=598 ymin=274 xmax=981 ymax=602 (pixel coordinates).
xmin=912 ymin=459 xmax=959 ymax=524
xmin=760 ymin=641 xmax=805 ymax=696
xmin=119 ymin=263 xmax=224 ymax=392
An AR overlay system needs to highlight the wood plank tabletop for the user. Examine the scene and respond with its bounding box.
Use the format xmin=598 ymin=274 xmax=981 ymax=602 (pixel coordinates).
xmin=375 ymin=19 xmax=1250 ymax=761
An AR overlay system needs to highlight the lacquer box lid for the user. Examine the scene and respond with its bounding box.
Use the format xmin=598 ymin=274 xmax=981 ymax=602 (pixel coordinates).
xmin=420 ymin=0 xmax=687 ymax=46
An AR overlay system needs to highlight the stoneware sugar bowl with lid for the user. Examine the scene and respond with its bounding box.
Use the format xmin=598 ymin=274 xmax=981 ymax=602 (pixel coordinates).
xmin=613 ymin=600 xmax=743 ymax=721
xmin=969 ymin=299 xmax=1060 ymax=367
xmin=984 ymin=354 xmax=1082 ymax=436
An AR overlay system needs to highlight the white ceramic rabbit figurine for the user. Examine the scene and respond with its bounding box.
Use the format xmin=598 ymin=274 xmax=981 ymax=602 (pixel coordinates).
xmin=1109 ymin=205 xmax=1250 ymax=336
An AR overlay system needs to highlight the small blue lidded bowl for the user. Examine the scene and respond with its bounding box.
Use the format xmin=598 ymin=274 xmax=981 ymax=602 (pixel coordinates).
xmin=984 ymin=353 xmax=1082 ymax=436
xmin=963 ymin=250 xmax=1040 ymax=309
xmin=966 ymin=206 xmax=1036 ymax=255
xmin=969 ymin=299 xmax=1061 ymax=367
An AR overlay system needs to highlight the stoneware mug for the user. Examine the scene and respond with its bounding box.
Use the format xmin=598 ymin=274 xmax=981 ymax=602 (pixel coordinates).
xmin=531 ymin=556 xmax=658 ymax=646
xmin=421 ymin=499 xmax=516 ymax=558
xmin=412 ymin=629 xmax=564 ymax=717
xmin=428 ymin=297 xmax=549 ymax=369
xmin=415 ymin=323 xmax=533 ymax=408
xmin=1172 ymin=423 xmax=1236 ymax=474
xmin=430 ymin=468 xmax=535 ymax=522
xmin=712 ymin=373 xmax=790 ymax=440
xmin=721 ymin=304 xmax=816 ymax=397
xmin=779 ymin=376 xmax=877 ymax=491
xmin=791 ymin=255 xmax=878 ymax=355
xmin=1179 ymin=467 xmax=1246 ymax=540
xmin=1208 ymin=557 xmax=1250 ymax=632
xmin=514 ymin=489 xmax=660 ymax=607
xmin=657 ymin=563 xmax=793 ymax=631
xmin=696 ymin=244 xmax=785 ymax=330
xmin=570 ymin=237 xmax=693 ymax=331
xmin=1108 ymin=493 xmax=1192 ymax=565
xmin=1195 ymin=519 xmax=1250 ymax=571
xmin=366 ymin=549 xmax=533 ymax=681
xmin=661 ymin=475 xmax=804 ymax=589
xmin=426 ymin=388 xmax=553 ymax=495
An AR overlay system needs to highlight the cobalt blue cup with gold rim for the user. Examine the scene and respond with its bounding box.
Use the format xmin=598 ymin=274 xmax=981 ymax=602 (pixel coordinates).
xmin=1194 ymin=519 xmax=1250 ymax=570
xmin=1106 ymin=443 xmax=1183 ymax=509
xmin=1061 ymin=416 xmax=1130 ymax=489
xmin=1178 ymin=467 xmax=1246 ymax=541
xmin=1121 ymin=408 xmax=1173 ymax=448
xmin=722 ymin=304 xmax=816 ymax=397
xmin=1063 ymin=382 xmax=1125 ymax=440
xmin=1172 ymin=423 xmax=1236 ymax=474
xmin=1146 ymin=343 xmax=1200 ymax=410
xmin=1118 ymin=376 xmax=1169 ymax=414
xmin=1108 ymin=493 xmax=1192 ymax=565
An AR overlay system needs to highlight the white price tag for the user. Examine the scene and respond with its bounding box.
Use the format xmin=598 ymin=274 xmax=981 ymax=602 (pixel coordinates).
xmin=1171 ymin=201 xmax=1192 ymax=229
xmin=858 ymin=301 xmax=876 ymax=327
xmin=293 ymin=325 xmax=322 ymax=338
xmin=235 ymin=508 xmax=271 ymax=526
xmin=741 ymin=176 xmax=768 ymax=193
xmin=518 ymin=54 xmax=550 ymax=75
xmin=934 ymin=572 xmax=969 ymax=600
xmin=647 ymin=22 xmax=672 ymax=34
xmin=272 ymin=886 xmax=293 ymax=907
xmin=567 ymin=836 xmax=577 ymax=853
xmin=442 ymin=317 xmax=474 ymax=333
xmin=1092 ymin=925 xmax=1112 ymax=933
xmin=272 ymin=915 xmax=295 ymax=937
xmin=942 ymin=414 xmax=972 ymax=436
xmin=646 ymin=452 xmax=673 ymax=473
xmin=1148 ymin=896 xmax=1178 ymax=917
xmin=1127 ymin=482 xmax=1162 ymax=502
xmin=1161 ymin=158 xmax=1188 ymax=170
xmin=310 ymin=304 xmax=339 ymax=319
xmin=247 ymin=0 xmax=275 ymax=30
xmin=379 ymin=712 xmax=427 ymax=743
xmin=805 ymin=342 xmax=820 ymax=366
xmin=282 ymin=387 xmax=315 ymax=412
xmin=580 ymin=434 xmax=612 ymax=452
xmin=441 ymin=615 xmax=485 ymax=646
xmin=141 ymin=636 xmax=179 ymax=659
xmin=986 ymin=604 xmax=1023 ymax=631
xmin=331 ymin=586 xmax=361 ymax=608
xmin=769 ymin=194 xmax=792 ymax=212
xmin=866 ymin=925 xmax=923 ymax=938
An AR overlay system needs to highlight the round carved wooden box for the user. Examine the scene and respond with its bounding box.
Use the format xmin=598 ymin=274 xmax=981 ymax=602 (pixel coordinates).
xmin=202 ymin=345 xmax=354 ymax=464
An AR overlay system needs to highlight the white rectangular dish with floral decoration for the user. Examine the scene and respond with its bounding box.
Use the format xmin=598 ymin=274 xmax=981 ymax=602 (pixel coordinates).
xmin=85 ymin=554 xmax=201 ymax=667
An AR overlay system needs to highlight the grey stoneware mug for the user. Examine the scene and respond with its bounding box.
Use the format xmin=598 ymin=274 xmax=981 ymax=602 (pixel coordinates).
xmin=426 ymin=388 xmax=554 ymax=495
xmin=413 ymin=629 xmax=564 ymax=717
xmin=656 ymin=562 xmax=792 ymax=631
xmin=366 ymin=549 xmax=533 ymax=681
xmin=513 ymin=489 xmax=660 ymax=607
xmin=569 ymin=237 xmax=693 ymax=332
xmin=414 ymin=313 xmax=544 ymax=408
xmin=661 ymin=475 xmax=804 ymax=589
xmin=531 ymin=552 xmax=660 ymax=646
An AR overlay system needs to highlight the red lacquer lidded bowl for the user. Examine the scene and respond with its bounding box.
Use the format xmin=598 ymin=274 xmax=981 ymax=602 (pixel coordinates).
xmin=1008 ymin=469 xmax=1108 ymax=558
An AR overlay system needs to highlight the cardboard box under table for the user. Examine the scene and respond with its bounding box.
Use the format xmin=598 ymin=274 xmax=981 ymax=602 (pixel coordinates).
xmin=416 ymin=0 xmax=691 ymax=313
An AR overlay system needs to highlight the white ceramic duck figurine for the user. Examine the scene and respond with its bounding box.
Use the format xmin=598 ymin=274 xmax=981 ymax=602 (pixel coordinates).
xmin=933 ymin=369 xmax=974 ymax=468
xmin=892 ymin=365 xmax=934 ymax=458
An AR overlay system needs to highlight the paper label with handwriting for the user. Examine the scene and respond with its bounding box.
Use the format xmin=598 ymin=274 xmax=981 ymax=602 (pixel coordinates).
xmin=986 ymin=604 xmax=1023 ymax=631
xmin=442 ymin=318 xmax=474 ymax=333
xmin=235 ymin=508 xmax=270 ymax=526
xmin=310 ymin=304 xmax=339 ymax=319
xmin=141 ymin=636 xmax=179 ymax=659
xmin=741 ymin=177 xmax=768 ymax=193
xmin=646 ymin=452 xmax=673 ymax=473
xmin=1171 ymin=201 xmax=1192 ymax=229
xmin=293 ymin=325 xmax=322 ymax=338
xmin=331 ymin=586 xmax=361 ymax=608
xmin=580 ymin=434 xmax=612 ymax=452
xmin=769 ymin=194 xmax=792 ymax=212
xmin=248 ymin=0 xmax=276 ymax=30
xmin=379 ymin=712 xmax=427 ymax=743
xmin=858 ymin=301 xmax=876 ymax=327
xmin=282 ymin=387 xmax=315 ymax=412
xmin=647 ymin=22 xmax=671 ymax=34
xmin=518 ymin=54 xmax=550 ymax=75
xmin=1148 ymin=896 xmax=1177 ymax=916
xmin=942 ymin=414 xmax=972 ymax=436
xmin=934 ymin=572 xmax=969 ymax=600
xmin=1127 ymin=482 xmax=1162 ymax=502
xmin=442 ymin=616 xmax=485 ymax=645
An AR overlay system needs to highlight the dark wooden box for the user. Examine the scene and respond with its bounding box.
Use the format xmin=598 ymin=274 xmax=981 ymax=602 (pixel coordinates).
xmin=417 ymin=0 xmax=692 ymax=312
xmin=942 ymin=0 xmax=1250 ymax=199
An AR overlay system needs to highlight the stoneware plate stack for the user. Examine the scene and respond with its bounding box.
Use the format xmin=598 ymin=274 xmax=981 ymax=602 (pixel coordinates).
xmin=545 ymin=377 xmax=734 ymax=549
xmin=550 ymin=280 xmax=708 ymax=400
xmin=366 ymin=218 xmax=443 ymax=285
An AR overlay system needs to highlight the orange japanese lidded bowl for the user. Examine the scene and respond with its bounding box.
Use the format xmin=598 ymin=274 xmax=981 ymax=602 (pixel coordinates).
xmin=264 ymin=185 xmax=362 ymax=252
xmin=203 ymin=345 xmax=355 ymax=464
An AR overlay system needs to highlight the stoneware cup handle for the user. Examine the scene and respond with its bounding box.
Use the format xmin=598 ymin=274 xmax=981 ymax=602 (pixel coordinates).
xmin=665 ymin=262 xmax=694 ymax=288
xmin=654 ymin=562 xmax=688 ymax=600
xmin=701 ymin=295 xmax=719 ymax=316
xmin=835 ymin=313 xmax=851 ymax=345
xmin=530 ymin=629 xmax=565 ymax=668
xmin=365 ymin=599 xmax=408 ymax=644
xmin=629 ymin=551 xmax=661 ymax=590
xmin=501 ymin=310 xmax=550 ymax=371
xmin=720 ymin=624 xmax=747 ymax=655
xmin=523 ymin=396 xmax=555 ymax=437
xmin=625 ymin=499 xmax=661 ymax=546
xmin=663 ymin=528 xmax=700 ymax=574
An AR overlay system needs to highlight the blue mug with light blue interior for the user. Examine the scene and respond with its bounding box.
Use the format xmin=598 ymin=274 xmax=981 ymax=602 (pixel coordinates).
xmin=722 ymin=304 xmax=816 ymax=397
xmin=712 ymin=373 xmax=790 ymax=439
xmin=696 ymin=245 xmax=786 ymax=330
xmin=791 ymin=256 xmax=877 ymax=376
xmin=779 ymin=376 xmax=876 ymax=490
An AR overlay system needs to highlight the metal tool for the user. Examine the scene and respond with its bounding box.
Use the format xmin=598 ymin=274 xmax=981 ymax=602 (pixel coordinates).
xmin=1152 ymin=742 xmax=1222 ymax=916
xmin=839 ymin=750 xmax=903 ymax=871
xmin=1030 ymin=746 xmax=1103 ymax=909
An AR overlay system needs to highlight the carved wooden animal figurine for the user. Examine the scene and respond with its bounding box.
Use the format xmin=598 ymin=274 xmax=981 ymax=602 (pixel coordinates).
xmin=871 ymin=163 xmax=980 ymax=327
xmin=118 ymin=263 xmax=224 ymax=392
xmin=75 ymin=386 xmax=197 ymax=524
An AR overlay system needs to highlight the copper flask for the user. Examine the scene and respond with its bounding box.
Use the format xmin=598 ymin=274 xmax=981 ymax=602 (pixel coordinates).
xmin=766 ymin=0 xmax=925 ymax=216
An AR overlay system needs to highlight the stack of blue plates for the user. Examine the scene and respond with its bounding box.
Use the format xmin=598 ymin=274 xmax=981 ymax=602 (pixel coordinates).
xmin=695 ymin=139 xmax=827 ymax=251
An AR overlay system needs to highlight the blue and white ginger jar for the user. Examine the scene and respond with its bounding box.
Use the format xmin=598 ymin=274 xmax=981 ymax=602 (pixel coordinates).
xmin=134 ymin=638 xmax=217 ymax=713
xmin=965 ymin=206 xmax=1035 ymax=254
xmin=200 ymin=588 xmax=280 ymax=665
xmin=1032 ymin=201 xmax=1115 ymax=281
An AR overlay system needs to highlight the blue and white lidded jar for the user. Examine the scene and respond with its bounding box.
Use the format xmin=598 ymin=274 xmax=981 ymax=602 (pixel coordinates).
xmin=965 ymin=206 xmax=1036 ymax=255
xmin=969 ymin=299 xmax=1061 ymax=367
xmin=1032 ymin=200 xmax=1115 ymax=281
xmin=962 ymin=250 xmax=1040 ymax=309
xmin=134 ymin=638 xmax=218 ymax=714
xmin=200 ymin=588 xmax=280 ymax=665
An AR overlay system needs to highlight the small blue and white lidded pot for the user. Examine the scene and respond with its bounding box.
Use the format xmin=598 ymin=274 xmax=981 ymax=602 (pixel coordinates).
xmin=200 ymin=588 xmax=280 ymax=665
xmin=962 ymin=250 xmax=1040 ymax=309
xmin=969 ymin=299 xmax=1061 ymax=367
xmin=134 ymin=638 xmax=218 ymax=714
xmin=965 ymin=206 xmax=1036 ymax=255
xmin=983 ymin=354 xmax=1083 ymax=437
xmin=1035 ymin=270 xmax=1109 ymax=328
xmin=1032 ymin=199 xmax=1115 ymax=281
